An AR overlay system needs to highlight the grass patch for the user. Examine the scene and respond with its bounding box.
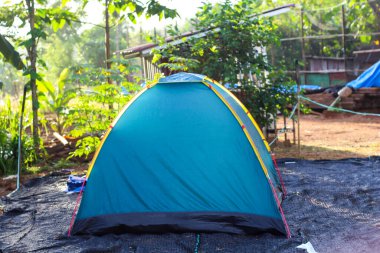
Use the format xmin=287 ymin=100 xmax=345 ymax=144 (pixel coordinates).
xmin=26 ymin=159 xmax=78 ymax=175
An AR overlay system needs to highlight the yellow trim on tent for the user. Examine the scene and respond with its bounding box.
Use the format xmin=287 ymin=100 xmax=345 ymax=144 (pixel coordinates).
xmin=86 ymin=127 xmax=112 ymax=178
xmin=202 ymin=81 xmax=270 ymax=179
xmin=86 ymin=84 xmax=156 ymax=178
xmin=86 ymin=78 xmax=270 ymax=179
xmin=204 ymin=77 xmax=271 ymax=151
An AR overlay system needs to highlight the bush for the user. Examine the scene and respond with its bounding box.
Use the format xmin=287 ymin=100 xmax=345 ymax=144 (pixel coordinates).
xmin=67 ymin=60 xmax=141 ymax=159
xmin=152 ymin=0 xmax=298 ymax=129
xmin=0 ymin=96 xmax=36 ymax=176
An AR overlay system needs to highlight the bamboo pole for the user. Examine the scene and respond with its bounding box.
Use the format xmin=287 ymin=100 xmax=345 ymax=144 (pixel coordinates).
xmin=284 ymin=115 xmax=287 ymax=142
xmin=105 ymin=0 xmax=111 ymax=84
xmin=341 ymin=5 xmax=347 ymax=75
xmin=296 ymin=60 xmax=301 ymax=156
xmin=300 ymin=8 xmax=306 ymax=71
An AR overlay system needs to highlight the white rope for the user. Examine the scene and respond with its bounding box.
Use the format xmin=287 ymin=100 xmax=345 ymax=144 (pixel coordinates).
xmin=280 ymin=32 xmax=380 ymax=42
xmin=299 ymin=95 xmax=380 ymax=117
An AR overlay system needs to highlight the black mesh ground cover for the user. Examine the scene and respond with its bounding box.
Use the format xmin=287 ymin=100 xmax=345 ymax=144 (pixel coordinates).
xmin=0 ymin=157 xmax=379 ymax=253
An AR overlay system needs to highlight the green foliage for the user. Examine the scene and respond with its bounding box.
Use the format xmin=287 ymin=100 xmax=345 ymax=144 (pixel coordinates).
xmin=0 ymin=33 xmax=25 ymax=70
xmin=41 ymin=23 xmax=81 ymax=82
xmin=70 ymin=58 xmax=141 ymax=87
xmin=240 ymin=66 xmax=297 ymax=128
xmin=0 ymin=60 xmax=27 ymax=96
xmin=0 ymin=1 xmax=77 ymax=77
xmin=152 ymin=43 xmax=200 ymax=73
xmin=67 ymin=60 xmax=140 ymax=159
xmin=67 ymin=84 xmax=131 ymax=159
xmin=77 ymin=27 xmax=109 ymax=69
xmin=0 ymin=0 xmax=79 ymax=149
xmin=71 ymin=136 xmax=100 ymax=159
xmin=105 ymin=0 xmax=178 ymax=24
xmin=153 ymin=0 xmax=297 ymax=128
xmin=27 ymin=158 xmax=77 ymax=174
xmin=191 ymin=0 xmax=279 ymax=84
xmin=154 ymin=0 xmax=279 ymax=81
xmin=38 ymin=68 xmax=76 ymax=135
xmin=0 ymin=96 xmax=36 ymax=176
xmin=258 ymin=0 xmax=380 ymax=64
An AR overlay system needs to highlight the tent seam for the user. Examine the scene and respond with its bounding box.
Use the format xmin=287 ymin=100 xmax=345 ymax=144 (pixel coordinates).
xmin=201 ymin=80 xmax=270 ymax=179
xmin=204 ymin=77 xmax=271 ymax=151
xmin=201 ymin=79 xmax=291 ymax=235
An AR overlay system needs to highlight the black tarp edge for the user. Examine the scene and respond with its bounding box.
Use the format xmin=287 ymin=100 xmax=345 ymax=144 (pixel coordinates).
xmin=72 ymin=211 xmax=286 ymax=236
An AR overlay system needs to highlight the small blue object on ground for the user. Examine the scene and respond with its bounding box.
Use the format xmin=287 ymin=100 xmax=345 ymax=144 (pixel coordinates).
xmin=66 ymin=175 xmax=86 ymax=193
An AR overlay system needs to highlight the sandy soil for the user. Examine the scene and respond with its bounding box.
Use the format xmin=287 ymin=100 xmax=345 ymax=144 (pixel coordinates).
xmin=273 ymin=113 xmax=380 ymax=160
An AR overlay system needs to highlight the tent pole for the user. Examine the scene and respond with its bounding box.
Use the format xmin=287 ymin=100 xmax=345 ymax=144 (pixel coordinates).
xmin=15 ymin=83 xmax=28 ymax=192
xmin=296 ymin=60 xmax=301 ymax=156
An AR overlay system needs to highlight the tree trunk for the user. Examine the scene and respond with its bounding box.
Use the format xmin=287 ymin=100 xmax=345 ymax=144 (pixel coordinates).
xmin=30 ymin=69 xmax=38 ymax=148
xmin=25 ymin=0 xmax=39 ymax=149
xmin=115 ymin=14 xmax=121 ymax=86
xmin=105 ymin=0 xmax=111 ymax=84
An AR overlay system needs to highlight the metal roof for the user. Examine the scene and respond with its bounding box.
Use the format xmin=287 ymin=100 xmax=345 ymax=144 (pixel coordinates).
xmin=116 ymin=4 xmax=295 ymax=59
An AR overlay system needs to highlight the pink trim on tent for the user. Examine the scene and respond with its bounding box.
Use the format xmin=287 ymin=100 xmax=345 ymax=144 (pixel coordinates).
xmin=68 ymin=177 xmax=86 ymax=237
xmin=271 ymin=153 xmax=287 ymax=197
xmin=268 ymin=178 xmax=291 ymax=238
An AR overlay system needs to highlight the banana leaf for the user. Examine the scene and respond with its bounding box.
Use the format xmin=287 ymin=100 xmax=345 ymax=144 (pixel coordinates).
xmin=0 ymin=33 xmax=25 ymax=70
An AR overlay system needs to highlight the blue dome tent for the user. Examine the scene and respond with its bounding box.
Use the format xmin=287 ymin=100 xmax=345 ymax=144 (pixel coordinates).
xmin=70 ymin=73 xmax=290 ymax=237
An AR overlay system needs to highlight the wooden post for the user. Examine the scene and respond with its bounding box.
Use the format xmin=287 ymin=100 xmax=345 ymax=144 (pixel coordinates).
xmin=140 ymin=53 xmax=145 ymax=80
xmin=341 ymin=5 xmax=347 ymax=76
xmin=115 ymin=13 xmax=121 ymax=86
xmin=292 ymin=118 xmax=296 ymax=144
xmin=296 ymin=60 xmax=301 ymax=156
xmin=115 ymin=14 xmax=120 ymax=58
xmin=144 ymin=58 xmax=148 ymax=80
xmin=284 ymin=115 xmax=287 ymax=142
xmin=105 ymin=0 xmax=111 ymax=84
xmin=300 ymin=8 xmax=306 ymax=71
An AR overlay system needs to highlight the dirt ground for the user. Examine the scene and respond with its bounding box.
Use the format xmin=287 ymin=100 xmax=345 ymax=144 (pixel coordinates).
xmin=272 ymin=113 xmax=380 ymax=160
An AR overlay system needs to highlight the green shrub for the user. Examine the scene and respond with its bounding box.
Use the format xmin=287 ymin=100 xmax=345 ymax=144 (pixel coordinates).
xmin=0 ymin=96 xmax=36 ymax=176
xmin=67 ymin=61 xmax=141 ymax=159
xmin=152 ymin=0 xmax=299 ymax=129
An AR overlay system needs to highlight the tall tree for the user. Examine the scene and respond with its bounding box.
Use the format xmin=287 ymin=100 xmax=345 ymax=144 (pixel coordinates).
xmin=25 ymin=0 xmax=39 ymax=148
xmin=98 ymin=0 xmax=178 ymax=83
xmin=0 ymin=0 xmax=76 ymax=148
xmin=153 ymin=0 xmax=296 ymax=128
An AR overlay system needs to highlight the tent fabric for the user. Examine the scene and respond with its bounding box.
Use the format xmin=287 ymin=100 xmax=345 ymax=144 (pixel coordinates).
xmin=164 ymin=73 xmax=282 ymax=191
xmin=72 ymin=73 xmax=288 ymax=236
xmin=204 ymin=80 xmax=280 ymax=187
xmin=346 ymin=61 xmax=380 ymax=89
